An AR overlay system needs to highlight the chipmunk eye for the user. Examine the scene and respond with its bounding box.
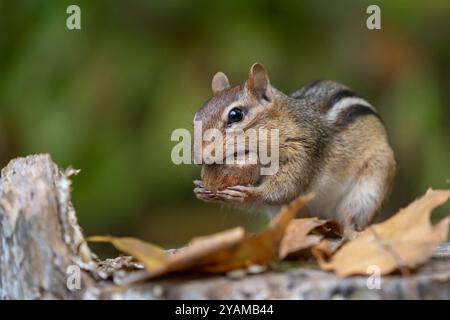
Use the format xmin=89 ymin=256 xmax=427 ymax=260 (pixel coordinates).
xmin=227 ymin=107 xmax=244 ymax=124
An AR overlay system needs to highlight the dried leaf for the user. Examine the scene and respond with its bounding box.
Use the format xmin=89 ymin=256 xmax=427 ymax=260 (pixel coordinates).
xmin=279 ymin=218 xmax=330 ymax=259
xmin=166 ymin=227 xmax=245 ymax=272
xmin=198 ymin=192 xmax=315 ymax=272
xmin=316 ymin=189 xmax=450 ymax=276
xmin=311 ymin=238 xmax=345 ymax=261
xmin=87 ymin=236 xmax=168 ymax=276
xmin=87 ymin=193 xmax=315 ymax=278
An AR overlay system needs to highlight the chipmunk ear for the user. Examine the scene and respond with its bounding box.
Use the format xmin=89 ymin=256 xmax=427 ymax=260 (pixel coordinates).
xmin=246 ymin=63 xmax=272 ymax=102
xmin=211 ymin=72 xmax=230 ymax=94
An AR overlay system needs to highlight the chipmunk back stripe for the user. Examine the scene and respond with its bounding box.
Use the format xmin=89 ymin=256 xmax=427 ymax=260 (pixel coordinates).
xmin=325 ymin=89 xmax=359 ymax=112
xmin=334 ymin=104 xmax=380 ymax=128
xmin=327 ymin=95 xmax=376 ymax=122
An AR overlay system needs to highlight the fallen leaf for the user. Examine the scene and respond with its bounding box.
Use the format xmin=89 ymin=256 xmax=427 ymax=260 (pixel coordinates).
xmin=198 ymin=192 xmax=315 ymax=272
xmin=87 ymin=236 xmax=168 ymax=276
xmin=311 ymin=238 xmax=345 ymax=261
xmin=166 ymin=227 xmax=245 ymax=272
xmin=316 ymin=188 xmax=450 ymax=276
xmin=88 ymin=227 xmax=245 ymax=277
xmin=87 ymin=193 xmax=315 ymax=278
xmin=88 ymin=193 xmax=314 ymax=278
xmin=279 ymin=218 xmax=335 ymax=259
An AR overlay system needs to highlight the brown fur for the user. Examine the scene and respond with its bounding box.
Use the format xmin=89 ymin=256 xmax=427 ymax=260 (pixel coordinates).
xmin=194 ymin=65 xmax=396 ymax=233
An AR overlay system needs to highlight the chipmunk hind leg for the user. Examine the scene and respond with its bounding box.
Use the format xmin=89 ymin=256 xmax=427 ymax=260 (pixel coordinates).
xmin=336 ymin=155 xmax=395 ymax=238
xmin=338 ymin=178 xmax=382 ymax=235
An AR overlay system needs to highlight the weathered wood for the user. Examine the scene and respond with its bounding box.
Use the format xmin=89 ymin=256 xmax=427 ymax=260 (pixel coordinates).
xmin=0 ymin=154 xmax=449 ymax=300
xmin=0 ymin=154 xmax=96 ymax=299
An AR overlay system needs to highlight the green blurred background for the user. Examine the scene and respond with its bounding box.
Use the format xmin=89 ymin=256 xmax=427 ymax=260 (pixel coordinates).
xmin=1 ymin=0 xmax=449 ymax=250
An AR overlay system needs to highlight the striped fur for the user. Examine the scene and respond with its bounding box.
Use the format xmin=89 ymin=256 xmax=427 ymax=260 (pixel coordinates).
xmin=324 ymin=89 xmax=358 ymax=112
xmin=334 ymin=104 xmax=380 ymax=128
xmin=288 ymin=81 xmax=394 ymax=234
xmin=292 ymin=81 xmax=379 ymax=127
xmin=327 ymin=96 xmax=376 ymax=122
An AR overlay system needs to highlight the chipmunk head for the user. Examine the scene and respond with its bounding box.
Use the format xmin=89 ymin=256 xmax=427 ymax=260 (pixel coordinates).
xmin=194 ymin=63 xmax=280 ymax=164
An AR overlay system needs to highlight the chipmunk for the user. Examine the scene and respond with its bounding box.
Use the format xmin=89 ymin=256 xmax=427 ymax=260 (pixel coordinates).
xmin=193 ymin=63 xmax=396 ymax=237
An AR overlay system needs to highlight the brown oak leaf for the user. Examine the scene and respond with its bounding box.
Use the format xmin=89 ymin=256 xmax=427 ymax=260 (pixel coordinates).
xmin=315 ymin=189 xmax=450 ymax=277
xmin=279 ymin=218 xmax=340 ymax=259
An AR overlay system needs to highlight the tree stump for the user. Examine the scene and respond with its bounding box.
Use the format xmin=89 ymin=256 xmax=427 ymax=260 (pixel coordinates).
xmin=0 ymin=154 xmax=449 ymax=299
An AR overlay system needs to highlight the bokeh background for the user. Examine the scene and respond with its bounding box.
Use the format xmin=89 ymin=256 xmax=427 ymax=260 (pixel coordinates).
xmin=1 ymin=0 xmax=449 ymax=251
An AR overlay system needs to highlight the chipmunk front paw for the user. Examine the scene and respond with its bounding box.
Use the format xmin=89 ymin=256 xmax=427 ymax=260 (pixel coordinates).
xmin=193 ymin=180 xmax=219 ymax=203
xmin=216 ymin=185 xmax=259 ymax=205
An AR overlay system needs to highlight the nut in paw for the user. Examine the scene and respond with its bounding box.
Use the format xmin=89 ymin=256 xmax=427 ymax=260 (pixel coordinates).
xmin=201 ymin=163 xmax=260 ymax=193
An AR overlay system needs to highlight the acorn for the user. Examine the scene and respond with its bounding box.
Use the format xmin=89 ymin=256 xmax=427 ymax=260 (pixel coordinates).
xmin=201 ymin=163 xmax=260 ymax=192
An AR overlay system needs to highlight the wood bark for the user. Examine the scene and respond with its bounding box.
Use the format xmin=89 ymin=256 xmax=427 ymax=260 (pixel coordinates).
xmin=0 ymin=154 xmax=449 ymax=299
